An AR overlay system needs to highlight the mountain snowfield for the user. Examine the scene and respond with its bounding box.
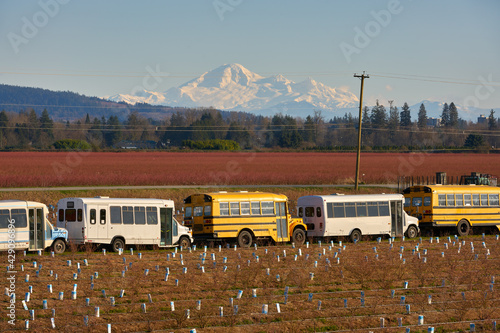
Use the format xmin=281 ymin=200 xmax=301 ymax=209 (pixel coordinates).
xmin=107 ymin=63 xmax=359 ymax=117
xmin=106 ymin=63 xmax=494 ymax=119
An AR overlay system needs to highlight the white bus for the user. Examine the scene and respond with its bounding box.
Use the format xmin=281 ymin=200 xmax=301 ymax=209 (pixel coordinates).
xmin=1 ymin=200 xmax=68 ymax=253
xmin=297 ymin=194 xmax=419 ymax=242
xmin=56 ymin=197 xmax=193 ymax=251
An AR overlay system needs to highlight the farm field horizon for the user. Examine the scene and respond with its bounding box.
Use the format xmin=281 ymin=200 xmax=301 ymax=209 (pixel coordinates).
xmin=0 ymin=151 xmax=499 ymax=188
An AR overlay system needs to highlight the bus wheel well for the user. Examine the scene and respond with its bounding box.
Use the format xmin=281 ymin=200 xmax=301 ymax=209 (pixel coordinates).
xmin=52 ymin=238 xmax=66 ymax=254
xmin=292 ymin=227 xmax=306 ymax=245
xmin=350 ymin=229 xmax=362 ymax=243
xmin=457 ymin=219 xmax=471 ymax=236
xmin=111 ymin=237 xmax=125 ymax=252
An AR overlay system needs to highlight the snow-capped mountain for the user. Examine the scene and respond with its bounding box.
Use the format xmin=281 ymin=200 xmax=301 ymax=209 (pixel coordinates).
xmin=107 ymin=63 xmax=359 ymax=117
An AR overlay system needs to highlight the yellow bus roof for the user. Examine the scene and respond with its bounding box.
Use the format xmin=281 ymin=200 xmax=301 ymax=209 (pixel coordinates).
xmin=405 ymin=185 xmax=499 ymax=194
xmin=188 ymin=192 xmax=288 ymax=202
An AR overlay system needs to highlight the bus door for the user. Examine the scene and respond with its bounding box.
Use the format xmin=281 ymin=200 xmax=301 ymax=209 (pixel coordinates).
xmin=390 ymin=200 xmax=403 ymax=237
xmin=88 ymin=207 xmax=107 ymax=240
xmin=28 ymin=208 xmax=44 ymax=250
xmin=160 ymin=207 xmax=173 ymax=246
xmin=275 ymin=202 xmax=288 ymax=241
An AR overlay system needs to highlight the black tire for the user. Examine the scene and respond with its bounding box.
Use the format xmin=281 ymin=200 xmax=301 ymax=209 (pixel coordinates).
xmin=457 ymin=219 xmax=470 ymax=236
xmin=406 ymin=225 xmax=418 ymax=239
xmin=179 ymin=236 xmax=191 ymax=250
xmin=350 ymin=229 xmax=361 ymax=243
xmin=52 ymin=239 xmax=66 ymax=254
xmin=292 ymin=228 xmax=306 ymax=245
xmin=111 ymin=238 xmax=125 ymax=252
xmin=237 ymin=230 xmax=253 ymax=248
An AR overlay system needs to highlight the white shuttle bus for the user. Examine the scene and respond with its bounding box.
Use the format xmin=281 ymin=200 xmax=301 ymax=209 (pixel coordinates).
xmin=297 ymin=194 xmax=419 ymax=242
xmin=56 ymin=197 xmax=193 ymax=251
xmin=1 ymin=200 xmax=68 ymax=253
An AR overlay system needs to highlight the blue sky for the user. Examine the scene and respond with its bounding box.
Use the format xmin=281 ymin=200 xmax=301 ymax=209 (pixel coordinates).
xmin=1 ymin=0 xmax=499 ymax=110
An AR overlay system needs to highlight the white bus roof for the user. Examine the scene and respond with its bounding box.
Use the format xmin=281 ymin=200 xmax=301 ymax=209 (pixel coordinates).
xmin=0 ymin=200 xmax=47 ymax=207
xmin=57 ymin=197 xmax=174 ymax=206
xmin=298 ymin=194 xmax=404 ymax=204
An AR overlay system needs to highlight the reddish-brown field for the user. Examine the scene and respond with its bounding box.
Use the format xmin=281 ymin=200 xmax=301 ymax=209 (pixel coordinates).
xmin=1 ymin=236 xmax=499 ymax=332
xmin=0 ymin=151 xmax=499 ymax=187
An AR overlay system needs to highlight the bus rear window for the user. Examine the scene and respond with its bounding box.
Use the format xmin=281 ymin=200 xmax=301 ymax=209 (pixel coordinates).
xmin=412 ymin=197 xmax=422 ymax=207
xmin=193 ymin=206 xmax=203 ymax=217
xmin=305 ymin=207 xmax=315 ymax=217
xmin=65 ymin=209 xmax=77 ymax=222
xmin=184 ymin=207 xmax=192 ymax=218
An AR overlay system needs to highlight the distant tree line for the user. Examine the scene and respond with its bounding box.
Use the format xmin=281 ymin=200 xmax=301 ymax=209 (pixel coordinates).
xmin=0 ymin=102 xmax=498 ymax=151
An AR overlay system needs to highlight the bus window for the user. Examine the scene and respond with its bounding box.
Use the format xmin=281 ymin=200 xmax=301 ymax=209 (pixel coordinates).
xmin=220 ymin=202 xmax=229 ymax=216
xmin=230 ymin=202 xmax=239 ymax=215
xmin=100 ymin=209 xmax=106 ymax=224
xmin=455 ymin=195 xmax=463 ymax=206
xmin=58 ymin=209 xmax=64 ymax=222
xmin=472 ymin=194 xmax=480 ymax=206
xmin=193 ymin=206 xmax=203 ymax=217
xmin=0 ymin=209 xmax=9 ymax=228
xmin=298 ymin=207 xmax=304 ymax=217
xmin=110 ymin=206 xmax=122 ymax=224
xmin=66 ymin=209 xmax=77 ymax=222
xmin=464 ymin=194 xmax=472 ymax=206
xmin=185 ymin=207 xmax=192 ymax=218
xmin=404 ymin=197 xmax=410 ymax=207
xmin=147 ymin=207 xmax=157 ymax=224
xmin=261 ymin=201 xmax=274 ymax=215
xmin=326 ymin=203 xmax=333 ymax=218
xmin=446 ymin=194 xmax=455 ymax=206
xmin=204 ymin=205 xmax=211 ymax=216
xmin=316 ymin=207 xmax=322 ymax=218
xmin=356 ymin=202 xmax=367 ymax=217
xmin=123 ymin=207 xmax=133 ymax=224
xmin=378 ymin=202 xmax=390 ymax=216
xmin=240 ymin=202 xmax=250 ymax=215
xmin=489 ymin=194 xmax=499 ymax=206
xmin=412 ymin=197 xmax=423 ymax=207
xmin=367 ymin=202 xmax=378 ymax=216
xmin=423 ymin=197 xmax=431 ymax=206
xmin=438 ymin=194 xmax=446 ymax=206
xmin=333 ymin=203 xmax=345 ymax=218
xmin=345 ymin=203 xmax=356 ymax=217
xmin=480 ymin=194 xmax=488 ymax=206
xmin=77 ymin=209 xmax=83 ymax=222
xmin=305 ymin=207 xmax=315 ymax=217
xmin=90 ymin=209 xmax=96 ymax=224
xmin=134 ymin=207 xmax=146 ymax=225
xmin=251 ymin=202 xmax=260 ymax=215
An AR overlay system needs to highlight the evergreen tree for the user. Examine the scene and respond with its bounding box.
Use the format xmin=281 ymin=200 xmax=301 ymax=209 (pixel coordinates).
xmin=440 ymin=103 xmax=450 ymax=127
xmin=361 ymin=106 xmax=370 ymax=127
xmin=0 ymin=110 xmax=8 ymax=148
xmin=488 ymin=109 xmax=497 ymax=130
xmin=370 ymin=100 xmax=387 ymax=128
xmin=417 ymin=103 xmax=427 ymax=129
xmin=400 ymin=102 xmax=411 ymax=127
xmin=39 ymin=109 xmax=54 ymax=137
xmin=103 ymin=115 xmax=122 ymax=147
xmin=85 ymin=113 xmax=91 ymax=124
xmin=448 ymin=102 xmax=458 ymax=128
xmin=388 ymin=105 xmax=399 ymax=130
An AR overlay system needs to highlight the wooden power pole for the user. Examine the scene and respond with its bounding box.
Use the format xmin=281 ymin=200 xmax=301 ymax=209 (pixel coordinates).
xmin=354 ymin=72 xmax=369 ymax=191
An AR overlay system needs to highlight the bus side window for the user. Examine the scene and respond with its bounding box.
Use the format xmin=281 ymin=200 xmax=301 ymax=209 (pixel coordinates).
xmin=146 ymin=207 xmax=157 ymax=224
xmin=0 ymin=209 xmax=10 ymax=229
xmin=455 ymin=195 xmax=463 ymax=206
xmin=438 ymin=194 xmax=446 ymax=206
xmin=230 ymin=202 xmax=240 ymax=216
xmin=480 ymin=194 xmax=488 ymax=206
xmin=100 ymin=209 xmax=106 ymax=224
xmin=219 ymin=202 xmax=229 ymax=216
xmin=90 ymin=209 xmax=96 ymax=224
xmin=446 ymin=194 xmax=455 ymax=206
xmin=204 ymin=205 xmax=211 ymax=216
xmin=316 ymin=207 xmax=322 ymax=218
xmin=110 ymin=206 xmax=122 ymax=224
xmin=240 ymin=202 xmax=250 ymax=215
xmin=251 ymin=202 xmax=260 ymax=215
xmin=472 ymin=194 xmax=480 ymax=206
xmin=489 ymin=194 xmax=499 ymax=206
xmin=464 ymin=194 xmax=471 ymax=206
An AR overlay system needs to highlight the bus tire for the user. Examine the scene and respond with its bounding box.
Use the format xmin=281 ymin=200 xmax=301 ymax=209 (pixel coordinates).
xmin=350 ymin=229 xmax=361 ymax=243
xmin=179 ymin=236 xmax=191 ymax=250
xmin=52 ymin=239 xmax=66 ymax=254
xmin=457 ymin=219 xmax=470 ymax=236
xmin=111 ymin=238 xmax=125 ymax=252
xmin=406 ymin=225 xmax=418 ymax=239
xmin=292 ymin=228 xmax=306 ymax=245
xmin=237 ymin=230 xmax=253 ymax=248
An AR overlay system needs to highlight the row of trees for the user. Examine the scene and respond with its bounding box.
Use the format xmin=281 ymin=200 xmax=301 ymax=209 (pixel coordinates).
xmin=0 ymin=102 xmax=498 ymax=151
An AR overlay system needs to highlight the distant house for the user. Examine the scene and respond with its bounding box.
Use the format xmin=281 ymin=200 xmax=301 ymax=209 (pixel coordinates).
xmin=477 ymin=115 xmax=487 ymax=125
xmin=114 ymin=140 xmax=158 ymax=149
xmin=427 ymin=117 xmax=441 ymax=127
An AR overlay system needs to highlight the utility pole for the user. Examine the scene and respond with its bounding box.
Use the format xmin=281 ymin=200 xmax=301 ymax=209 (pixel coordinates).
xmin=354 ymin=72 xmax=369 ymax=191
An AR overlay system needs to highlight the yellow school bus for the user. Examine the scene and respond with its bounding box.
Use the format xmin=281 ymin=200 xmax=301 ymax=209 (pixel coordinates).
xmin=403 ymin=185 xmax=500 ymax=236
xmin=183 ymin=191 xmax=307 ymax=247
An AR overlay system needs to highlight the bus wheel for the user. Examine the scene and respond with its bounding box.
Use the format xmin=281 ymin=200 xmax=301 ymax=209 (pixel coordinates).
xmin=237 ymin=230 xmax=253 ymax=248
xmin=457 ymin=219 xmax=470 ymax=236
xmin=52 ymin=239 xmax=66 ymax=254
xmin=406 ymin=225 xmax=418 ymax=239
xmin=292 ymin=228 xmax=306 ymax=245
xmin=350 ymin=230 xmax=361 ymax=243
xmin=179 ymin=236 xmax=191 ymax=250
xmin=111 ymin=238 xmax=125 ymax=252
